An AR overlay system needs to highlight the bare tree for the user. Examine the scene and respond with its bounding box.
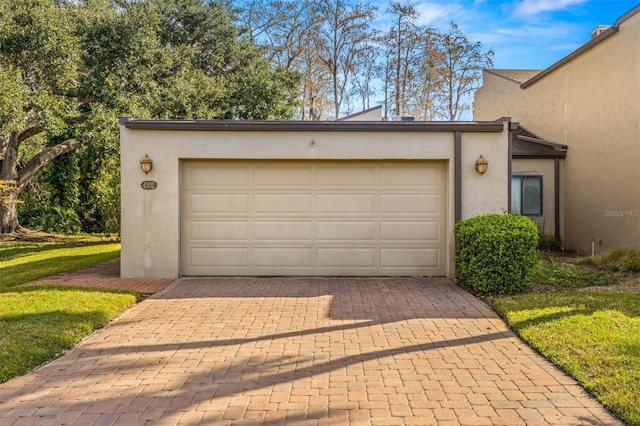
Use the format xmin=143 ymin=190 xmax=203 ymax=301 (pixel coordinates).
xmin=234 ymin=1 xmax=493 ymax=122
xmin=408 ymin=28 xmax=441 ymax=120
xmin=378 ymin=2 xmax=442 ymax=120
xmin=387 ymin=2 xmax=418 ymax=116
xmin=313 ymin=0 xmax=377 ymax=119
xmin=350 ymin=43 xmax=379 ymax=112
xmin=434 ymin=23 xmax=494 ymax=120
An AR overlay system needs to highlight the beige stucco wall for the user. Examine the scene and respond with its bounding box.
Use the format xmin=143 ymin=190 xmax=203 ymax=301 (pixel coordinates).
xmin=475 ymin=11 xmax=640 ymax=252
xmin=512 ymin=158 xmax=558 ymax=236
xmin=120 ymin=123 xmax=510 ymax=279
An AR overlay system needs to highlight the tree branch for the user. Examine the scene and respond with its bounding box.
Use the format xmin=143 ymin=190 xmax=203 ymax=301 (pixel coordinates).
xmin=17 ymin=112 xmax=91 ymax=144
xmin=17 ymin=139 xmax=82 ymax=192
xmin=17 ymin=125 xmax=45 ymax=144
xmin=62 ymin=112 xmax=91 ymax=125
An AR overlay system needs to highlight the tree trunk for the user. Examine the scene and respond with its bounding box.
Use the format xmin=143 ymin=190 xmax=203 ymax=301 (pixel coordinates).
xmin=0 ymin=131 xmax=82 ymax=234
xmin=0 ymin=192 xmax=21 ymax=234
xmin=0 ymin=132 xmax=20 ymax=233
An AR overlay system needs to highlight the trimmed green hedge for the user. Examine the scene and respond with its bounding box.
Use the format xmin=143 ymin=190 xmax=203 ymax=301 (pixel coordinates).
xmin=454 ymin=214 xmax=538 ymax=294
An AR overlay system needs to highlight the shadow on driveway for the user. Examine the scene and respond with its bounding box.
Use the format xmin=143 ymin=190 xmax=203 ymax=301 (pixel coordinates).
xmin=0 ymin=277 xmax=621 ymax=425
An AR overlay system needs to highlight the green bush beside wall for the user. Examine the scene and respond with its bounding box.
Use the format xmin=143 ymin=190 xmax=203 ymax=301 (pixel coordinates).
xmin=454 ymin=214 xmax=539 ymax=294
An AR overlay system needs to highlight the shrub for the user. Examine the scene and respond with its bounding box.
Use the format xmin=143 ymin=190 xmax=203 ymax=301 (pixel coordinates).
xmin=538 ymin=232 xmax=561 ymax=252
xmin=20 ymin=205 xmax=82 ymax=234
xmin=580 ymin=248 xmax=640 ymax=272
xmin=454 ymin=214 xmax=539 ymax=294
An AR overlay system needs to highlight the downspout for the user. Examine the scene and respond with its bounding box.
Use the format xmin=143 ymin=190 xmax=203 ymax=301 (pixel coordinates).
xmin=554 ymin=158 xmax=561 ymax=242
xmin=455 ymin=131 xmax=462 ymax=223
xmin=508 ymin=124 xmax=515 ymax=212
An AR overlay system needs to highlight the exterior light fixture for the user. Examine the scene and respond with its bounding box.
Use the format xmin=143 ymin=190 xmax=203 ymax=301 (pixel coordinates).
xmin=140 ymin=154 xmax=153 ymax=174
xmin=475 ymin=155 xmax=488 ymax=175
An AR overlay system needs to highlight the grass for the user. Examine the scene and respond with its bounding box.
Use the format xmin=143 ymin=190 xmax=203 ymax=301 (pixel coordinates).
xmin=577 ymin=248 xmax=640 ymax=272
xmin=0 ymin=235 xmax=121 ymax=289
xmin=493 ymin=252 xmax=640 ymax=426
xmin=0 ymin=285 xmax=137 ymax=383
xmin=533 ymin=257 xmax=619 ymax=288
xmin=0 ymin=235 xmax=134 ymax=383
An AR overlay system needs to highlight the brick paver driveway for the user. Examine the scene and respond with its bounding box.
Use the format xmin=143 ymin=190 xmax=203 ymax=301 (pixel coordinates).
xmin=0 ymin=277 xmax=621 ymax=425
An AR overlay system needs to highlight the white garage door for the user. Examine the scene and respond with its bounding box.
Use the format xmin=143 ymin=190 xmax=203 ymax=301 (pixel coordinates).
xmin=181 ymin=160 xmax=447 ymax=276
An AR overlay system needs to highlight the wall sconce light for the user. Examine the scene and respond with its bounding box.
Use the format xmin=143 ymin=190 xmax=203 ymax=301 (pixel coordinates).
xmin=475 ymin=155 xmax=488 ymax=175
xmin=140 ymin=154 xmax=153 ymax=174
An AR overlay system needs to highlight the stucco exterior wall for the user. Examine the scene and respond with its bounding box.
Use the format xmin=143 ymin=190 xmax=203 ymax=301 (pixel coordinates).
xmin=120 ymin=123 xmax=510 ymax=279
xmin=512 ymin=158 xmax=558 ymax=237
xmin=474 ymin=9 xmax=640 ymax=252
xmin=460 ymin=132 xmax=510 ymax=219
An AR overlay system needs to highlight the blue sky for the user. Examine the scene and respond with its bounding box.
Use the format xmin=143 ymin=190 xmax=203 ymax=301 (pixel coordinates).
xmin=372 ymin=0 xmax=639 ymax=69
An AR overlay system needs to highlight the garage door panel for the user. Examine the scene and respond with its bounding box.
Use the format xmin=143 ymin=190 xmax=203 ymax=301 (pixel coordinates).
xmin=379 ymin=194 xmax=443 ymax=214
xmin=253 ymin=194 xmax=312 ymax=213
xmin=188 ymin=165 xmax=251 ymax=187
xmin=317 ymin=248 xmax=375 ymax=267
xmin=188 ymin=194 xmax=249 ymax=214
xmin=380 ymin=248 xmax=439 ymax=268
xmin=190 ymin=221 xmax=249 ymax=240
xmin=316 ymin=194 xmax=375 ymax=214
xmin=380 ymin=166 xmax=441 ymax=187
xmin=253 ymin=221 xmax=312 ymax=240
xmin=182 ymin=160 xmax=447 ymax=276
xmin=253 ymin=167 xmax=312 ymax=186
xmin=316 ymin=221 xmax=375 ymax=240
xmin=316 ymin=167 xmax=375 ymax=186
xmin=190 ymin=247 xmax=248 ymax=267
xmin=253 ymin=248 xmax=312 ymax=267
xmin=380 ymin=221 xmax=439 ymax=241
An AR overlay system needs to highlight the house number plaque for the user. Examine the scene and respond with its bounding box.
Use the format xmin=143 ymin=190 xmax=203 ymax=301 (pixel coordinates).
xmin=141 ymin=181 xmax=158 ymax=190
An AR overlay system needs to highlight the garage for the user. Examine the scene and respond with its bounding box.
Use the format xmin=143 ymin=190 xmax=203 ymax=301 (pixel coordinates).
xmin=181 ymin=160 xmax=447 ymax=276
xmin=119 ymin=118 xmax=510 ymax=279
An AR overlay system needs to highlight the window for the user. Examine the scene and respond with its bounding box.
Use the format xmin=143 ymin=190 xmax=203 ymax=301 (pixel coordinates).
xmin=511 ymin=176 xmax=542 ymax=215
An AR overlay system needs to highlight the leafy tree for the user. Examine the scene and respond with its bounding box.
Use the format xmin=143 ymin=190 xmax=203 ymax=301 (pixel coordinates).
xmin=0 ymin=0 xmax=84 ymax=233
xmin=1 ymin=0 xmax=300 ymax=234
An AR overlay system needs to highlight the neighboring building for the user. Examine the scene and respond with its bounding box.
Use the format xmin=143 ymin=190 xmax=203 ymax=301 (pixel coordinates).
xmin=119 ymin=118 xmax=512 ymax=279
xmin=474 ymin=5 xmax=640 ymax=253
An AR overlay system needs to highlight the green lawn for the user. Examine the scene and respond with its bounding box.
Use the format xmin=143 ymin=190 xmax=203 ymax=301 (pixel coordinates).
xmin=0 ymin=285 xmax=137 ymax=383
xmin=0 ymin=235 xmax=120 ymax=289
xmin=0 ymin=235 xmax=134 ymax=383
xmin=493 ymin=292 xmax=640 ymax=426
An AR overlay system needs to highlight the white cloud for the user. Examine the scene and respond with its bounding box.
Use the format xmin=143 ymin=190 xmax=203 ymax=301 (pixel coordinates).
xmin=413 ymin=2 xmax=465 ymax=26
xmin=514 ymin=0 xmax=588 ymax=16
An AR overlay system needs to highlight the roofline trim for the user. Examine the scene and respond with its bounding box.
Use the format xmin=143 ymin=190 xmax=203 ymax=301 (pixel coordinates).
xmin=513 ymin=153 xmax=567 ymax=159
xmin=337 ymin=105 xmax=382 ymax=121
xmin=483 ymin=69 xmax=541 ymax=84
xmin=618 ymin=4 xmax=640 ymax=25
xmin=521 ymin=25 xmax=619 ymax=88
xmin=517 ymin=135 xmax=568 ymax=150
xmin=119 ymin=119 xmax=506 ymax=132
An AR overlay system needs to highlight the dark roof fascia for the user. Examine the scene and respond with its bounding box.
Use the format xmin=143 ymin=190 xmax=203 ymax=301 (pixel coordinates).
xmin=513 ymin=153 xmax=566 ymax=159
xmin=513 ymin=136 xmax=567 ymax=159
xmin=484 ymin=69 xmax=541 ymax=84
xmin=521 ymin=25 xmax=619 ymax=88
xmin=120 ymin=119 xmax=505 ymax=133
xmin=618 ymin=4 xmax=640 ymax=25
xmin=517 ymin=135 xmax=568 ymax=150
